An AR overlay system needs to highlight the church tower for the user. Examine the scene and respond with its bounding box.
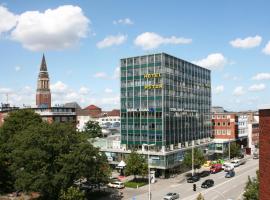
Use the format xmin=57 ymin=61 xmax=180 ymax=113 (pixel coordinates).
xmin=36 ymin=54 xmax=51 ymax=108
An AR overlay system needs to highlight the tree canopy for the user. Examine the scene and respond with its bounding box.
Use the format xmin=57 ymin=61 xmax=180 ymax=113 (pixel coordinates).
xmin=225 ymin=142 xmax=241 ymax=159
xmin=0 ymin=109 xmax=110 ymax=199
xmin=243 ymin=170 xmax=259 ymax=200
xmin=83 ymin=120 xmax=102 ymax=138
xmin=125 ymin=151 xmax=148 ymax=179
xmin=183 ymin=148 xmax=206 ymax=170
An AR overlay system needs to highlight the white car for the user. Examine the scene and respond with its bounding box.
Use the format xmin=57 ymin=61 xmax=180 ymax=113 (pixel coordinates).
xmin=231 ymin=159 xmax=240 ymax=167
xmin=107 ymin=181 xmax=125 ymax=189
xmin=223 ymin=162 xmax=234 ymax=171
xmin=163 ymin=192 xmax=180 ymax=200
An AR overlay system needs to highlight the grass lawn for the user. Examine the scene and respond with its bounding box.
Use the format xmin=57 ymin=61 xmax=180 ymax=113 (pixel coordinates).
xmin=124 ymin=180 xmax=148 ymax=188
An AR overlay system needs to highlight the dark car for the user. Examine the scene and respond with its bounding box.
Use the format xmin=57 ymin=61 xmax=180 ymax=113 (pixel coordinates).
xmin=187 ymin=175 xmax=200 ymax=183
xmin=199 ymin=170 xmax=210 ymax=178
xmin=225 ymin=170 xmax=235 ymax=178
xmin=201 ymin=179 xmax=214 ymax=188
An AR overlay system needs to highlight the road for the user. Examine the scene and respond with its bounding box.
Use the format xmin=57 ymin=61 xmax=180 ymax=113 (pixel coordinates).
xmin=123 ymin=158 xmax=258 ymax=200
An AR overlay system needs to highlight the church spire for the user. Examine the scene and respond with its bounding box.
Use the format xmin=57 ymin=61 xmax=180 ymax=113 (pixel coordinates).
xmin=40 ymin=53 xmax=47 ymax=72
xmin=36 ymin=54 xmax=51 ymax=108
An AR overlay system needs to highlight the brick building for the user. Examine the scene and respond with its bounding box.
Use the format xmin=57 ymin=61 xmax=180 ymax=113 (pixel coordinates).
xmin=210 ymin=113 xmax=238 ymax=153
xmin=36 ymin=54 xmax=51 ymax=108
xmin=259 ymin=109 xmax=270 ymax=200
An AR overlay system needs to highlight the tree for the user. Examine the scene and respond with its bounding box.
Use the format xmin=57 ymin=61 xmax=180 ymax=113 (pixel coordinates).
xmin=125 ymin=151 xmax=148 ymax=179
xmin=59 ymin=186 xmax=85 ymax=200
xmin=225 ymin=142 xmax=241 ymax=159
xmin=0 ymin=109 xmax=42 ymax=193
xmin=197 ymin=193 xmax=205 ymax=200
xmin=0 ymin=110 xmax=110 ymax=199
xmin=243 ymin=170 xmax=259 ymax=200
xmin=183 ymin=148 xmax=206 ymax=170
xmin=83 ymin=120 xmax=102 ymax=138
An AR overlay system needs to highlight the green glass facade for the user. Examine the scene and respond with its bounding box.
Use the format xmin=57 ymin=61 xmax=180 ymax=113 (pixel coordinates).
xmin=120 ymin=53 xmax=211 ymax=150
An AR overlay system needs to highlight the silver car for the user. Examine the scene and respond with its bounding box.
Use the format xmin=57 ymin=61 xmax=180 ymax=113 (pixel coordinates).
xmin=163 ymin=192 xmax=180 ymax=200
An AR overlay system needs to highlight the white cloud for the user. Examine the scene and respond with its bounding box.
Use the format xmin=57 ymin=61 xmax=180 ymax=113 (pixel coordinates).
xmin=15 ymin=66 xmax=21 ymax=72
xmin=113 ymin=66 xmax=120 ymax=79
xmin=248 ymin=83 xmax=266 ymax=92
xmin=230 ymin=35 xmax=262 ymax=49
xmin=113 ymin=18 xmax=133 ymax=25
xmin=262 ymin=41 xmax=270 ymax=55
xmin=233 ymin=86 xmax=245 ymax=96
xmin=223 ymin=73 xmax=241 ymax=81
xmin=252 ymin=73 xmax=270 ymax=80
xmin=134 ymin=32 xmax=192 ymax=50
xmin=50 ymin=81 xmax=68 ymax=93
xmin=97 ymin=34 xmax=127 ymax=49
xmin=101 ymin=96 xmax=120 ymax=106
xmin=93 ymin=72 xmax=108 ymax=79
xmin=11 ymin=5 xmax=90 ymax=51
xmin=0 ymin=87 xmax=12 ymax=93
xmin=105 ymin=88 xmax=113 ymax=93
xmin=0 ymin=6 xmax=18 ymax=34
xmin=213 ymin=85 xmax=224 ymax=94
xmin=79 ymin=86 xmax=90 ymax=95
xmin=193 ymin=53 xmax=227 ymax=70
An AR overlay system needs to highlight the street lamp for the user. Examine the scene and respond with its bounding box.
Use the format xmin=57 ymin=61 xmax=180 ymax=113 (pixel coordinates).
xmin=143 ymin=143 xmax=155 ymax=200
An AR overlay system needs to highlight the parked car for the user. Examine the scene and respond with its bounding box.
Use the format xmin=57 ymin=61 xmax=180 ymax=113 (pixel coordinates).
xmin=253 ymin=153 xmax=259 ymax=159
xmin=187 ymin=174 xmax=200 ymax=183
xmin=199 ymin=170 xmax=210 ymax=178
xmin=210 ymin=163 xmax=222 ymax=173
xmin=107 ymin=181 xmax=125 ymax=189
xmin=163 ymin=192 xmax=180 ymax=200
xmin=231 ymin=159 xmax=240 ymax=167
xmin=201 ymin=179 xmax=214 ymax=188
xmin=225 ymin=170 xmax=235 ymax=178
xmin=203 ymin=161 xmax=211 ymax=167
xmin=223 ymin=162 xmax=234 ymax=172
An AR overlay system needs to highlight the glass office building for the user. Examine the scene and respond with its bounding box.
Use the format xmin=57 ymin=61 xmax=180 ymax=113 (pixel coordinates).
xmin=120 ymin=53 xmax=211 ymax=151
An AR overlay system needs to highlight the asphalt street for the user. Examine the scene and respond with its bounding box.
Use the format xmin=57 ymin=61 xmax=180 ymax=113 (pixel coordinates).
xmin=124 ymin=158 xmax=258 ymax=200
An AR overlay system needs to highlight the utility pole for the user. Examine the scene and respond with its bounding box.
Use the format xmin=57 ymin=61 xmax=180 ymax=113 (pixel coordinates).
xmin=192 ymin=144 xmax=194 ymax=176
xmin=228 ymin=139 xmax=231 ymax=160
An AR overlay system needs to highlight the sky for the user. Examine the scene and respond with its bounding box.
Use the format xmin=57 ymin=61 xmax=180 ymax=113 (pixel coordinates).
xmin=0 ymin=0 xmax=270 ymax=111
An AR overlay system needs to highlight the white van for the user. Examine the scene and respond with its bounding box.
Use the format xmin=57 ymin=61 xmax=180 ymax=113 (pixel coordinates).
xmin=231 ymin=159 xmax=240 ymax=167
xmin=223 ymin=163 xmax=234 ymax=171
xmin=108 ymin=181 xmax=125 ymax=189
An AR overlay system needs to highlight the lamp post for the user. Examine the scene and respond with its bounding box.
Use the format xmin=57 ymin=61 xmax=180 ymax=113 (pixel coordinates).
xmin=192 ymin=144 xmax=194 ymax=176
xmin=143 ymin=143 xmax=155 ymax=200
xmin=228 ymin=139 xmax=230 ymax=160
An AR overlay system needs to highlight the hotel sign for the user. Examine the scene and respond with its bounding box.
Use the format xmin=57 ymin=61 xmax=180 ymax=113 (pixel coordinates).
xmin=144 ymin=73 xmax=161 ymax=78
xmin=144 ymin=73 xmax=162 ymax=90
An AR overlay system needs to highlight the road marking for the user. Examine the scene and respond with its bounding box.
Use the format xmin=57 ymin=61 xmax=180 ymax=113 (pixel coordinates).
xmin=170 ymin=183 xmax=182 ymax=188
xmin=181 ymin=162 xmax=258 ymax=200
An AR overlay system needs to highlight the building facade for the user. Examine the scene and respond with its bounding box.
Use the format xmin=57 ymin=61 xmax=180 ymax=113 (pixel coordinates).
xmin=36 ymin=54 xmax=51 ymax=108
xmin=259 ymin=109 xmax=270 ymax=200
xmin=211 ymin=113 xmax=238 ymax=153
xmin=120 ymin=53 xmax=212 ymax=151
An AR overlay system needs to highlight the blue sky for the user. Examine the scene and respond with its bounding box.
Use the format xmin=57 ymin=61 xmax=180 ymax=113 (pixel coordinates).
xmin=0 ymin=0 xmax=270 ymax=111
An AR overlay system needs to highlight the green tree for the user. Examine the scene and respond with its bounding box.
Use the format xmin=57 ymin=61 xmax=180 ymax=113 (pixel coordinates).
xmin=225 ymin=142 xmax=241 ymax=159
xmin=59 ymin=186 xmax=85 ymax=200
xmin=183 ymin=148 xmax=206 ymax=170
xmin=0 ymin=110 xmax=110 ymax=199
xmin=83 ymin=120 xmax=102 ymax=138
xmin=197 ymin=193 xmax=205 ymax=200
xmin=243 ymin=170 xmax=259 ymax=200
xmin=125 ymin=151 xmax=148 ymax=179
xmin=0 ymin=109 xmax=42 ymax=193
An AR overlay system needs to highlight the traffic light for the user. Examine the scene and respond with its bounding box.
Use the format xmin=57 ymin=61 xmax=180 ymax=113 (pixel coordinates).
xmin=193 ymin=183 xmax=196 ymax=191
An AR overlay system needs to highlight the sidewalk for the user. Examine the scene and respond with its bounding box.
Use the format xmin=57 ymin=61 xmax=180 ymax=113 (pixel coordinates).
xmin=122 ymin=173 xmax=187 ymax=200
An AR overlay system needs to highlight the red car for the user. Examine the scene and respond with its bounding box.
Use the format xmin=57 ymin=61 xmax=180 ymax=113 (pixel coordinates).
xmin=210 ymin=163 xmax=222 ymax=173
